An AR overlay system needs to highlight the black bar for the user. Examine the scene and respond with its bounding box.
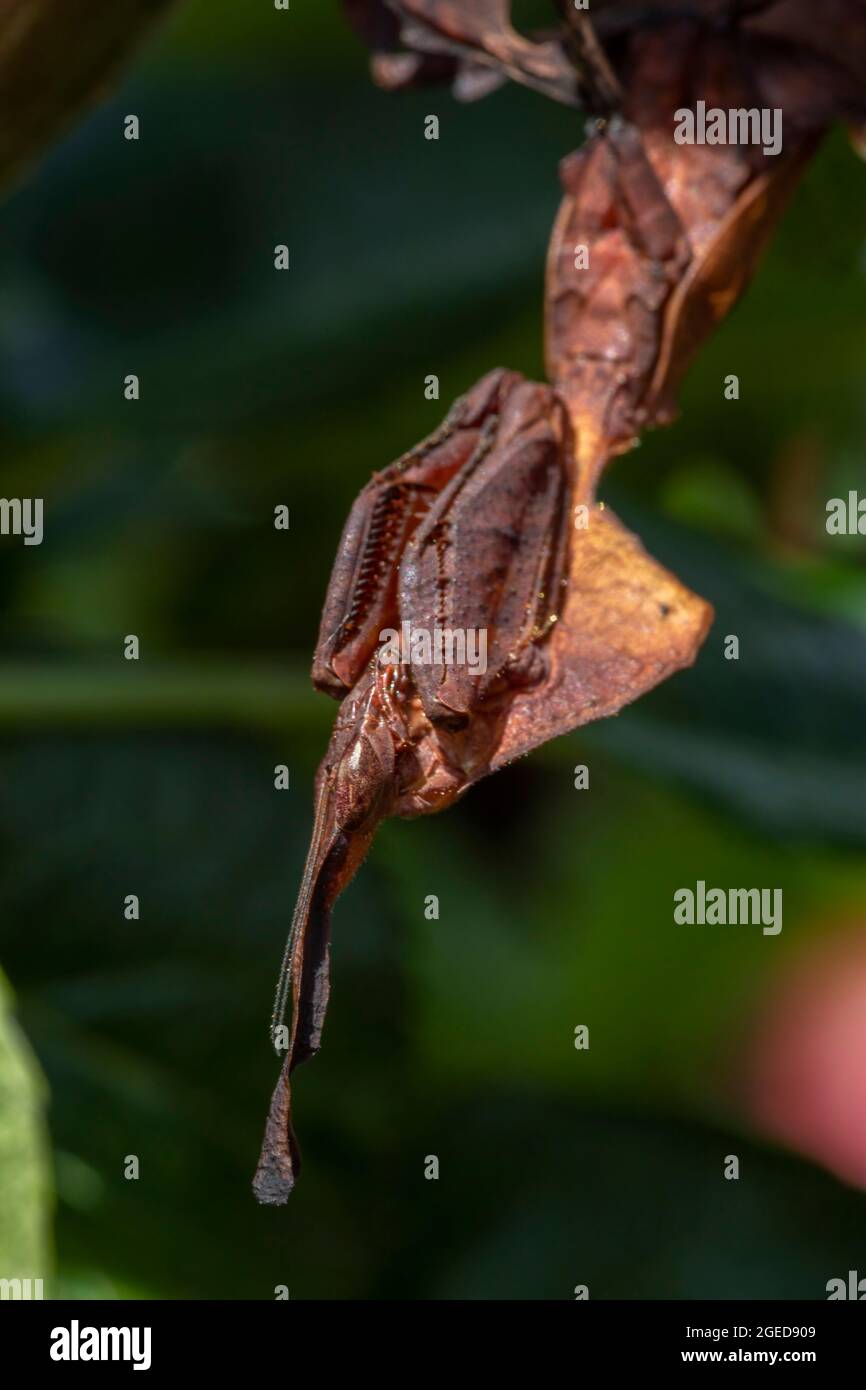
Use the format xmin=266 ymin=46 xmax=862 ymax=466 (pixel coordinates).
xmin=1 ymin=1298 xmax=861 ymax=1373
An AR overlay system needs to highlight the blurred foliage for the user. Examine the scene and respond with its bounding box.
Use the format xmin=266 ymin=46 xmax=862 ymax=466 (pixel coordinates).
xmin=0 ymin=970 xmax=52 ymax=1284
xmin=0 ymin=1 xmax=865 ymax=1299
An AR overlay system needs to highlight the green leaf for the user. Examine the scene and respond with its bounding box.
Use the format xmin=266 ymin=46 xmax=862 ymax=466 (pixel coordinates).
xmin=0 ymin=970 xmax=53 ymax=1288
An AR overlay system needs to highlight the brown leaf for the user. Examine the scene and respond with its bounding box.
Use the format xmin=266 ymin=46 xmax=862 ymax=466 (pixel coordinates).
xmin=545 ymin=19 xmax=822 ymax=473
xmin=343 ymin=0 xmax=580 ymax=104
xmin=490 ymin=504 xmax=713 ymax=771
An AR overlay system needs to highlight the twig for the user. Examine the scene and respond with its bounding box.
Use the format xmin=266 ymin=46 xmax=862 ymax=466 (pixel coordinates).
xmin=559 ymin=3 xmax=624 ymax=114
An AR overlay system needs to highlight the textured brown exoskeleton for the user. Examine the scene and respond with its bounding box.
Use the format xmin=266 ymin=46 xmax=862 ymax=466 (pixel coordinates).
xmin=254 ymin=0 xmax=865 ymax=1203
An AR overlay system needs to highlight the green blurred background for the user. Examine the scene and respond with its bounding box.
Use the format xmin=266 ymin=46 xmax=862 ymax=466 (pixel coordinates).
xmin=1 ymin=1 xmax=866 ymax=1300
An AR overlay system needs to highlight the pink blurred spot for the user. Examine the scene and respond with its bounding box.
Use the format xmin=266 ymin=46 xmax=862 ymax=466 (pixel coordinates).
xmin=747 ymin=927 xmax=866 ymax=1189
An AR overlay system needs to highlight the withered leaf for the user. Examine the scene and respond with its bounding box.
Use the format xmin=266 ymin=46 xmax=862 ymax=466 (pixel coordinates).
xmin=343 ymin=0 xmax=581 ymax=105
xmin=489 ymin=504 xmax=712 ymax=772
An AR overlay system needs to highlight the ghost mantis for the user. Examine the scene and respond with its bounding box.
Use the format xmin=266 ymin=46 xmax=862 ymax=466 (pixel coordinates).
xmin=254 ymin=5 xmax=833 ymax=1203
